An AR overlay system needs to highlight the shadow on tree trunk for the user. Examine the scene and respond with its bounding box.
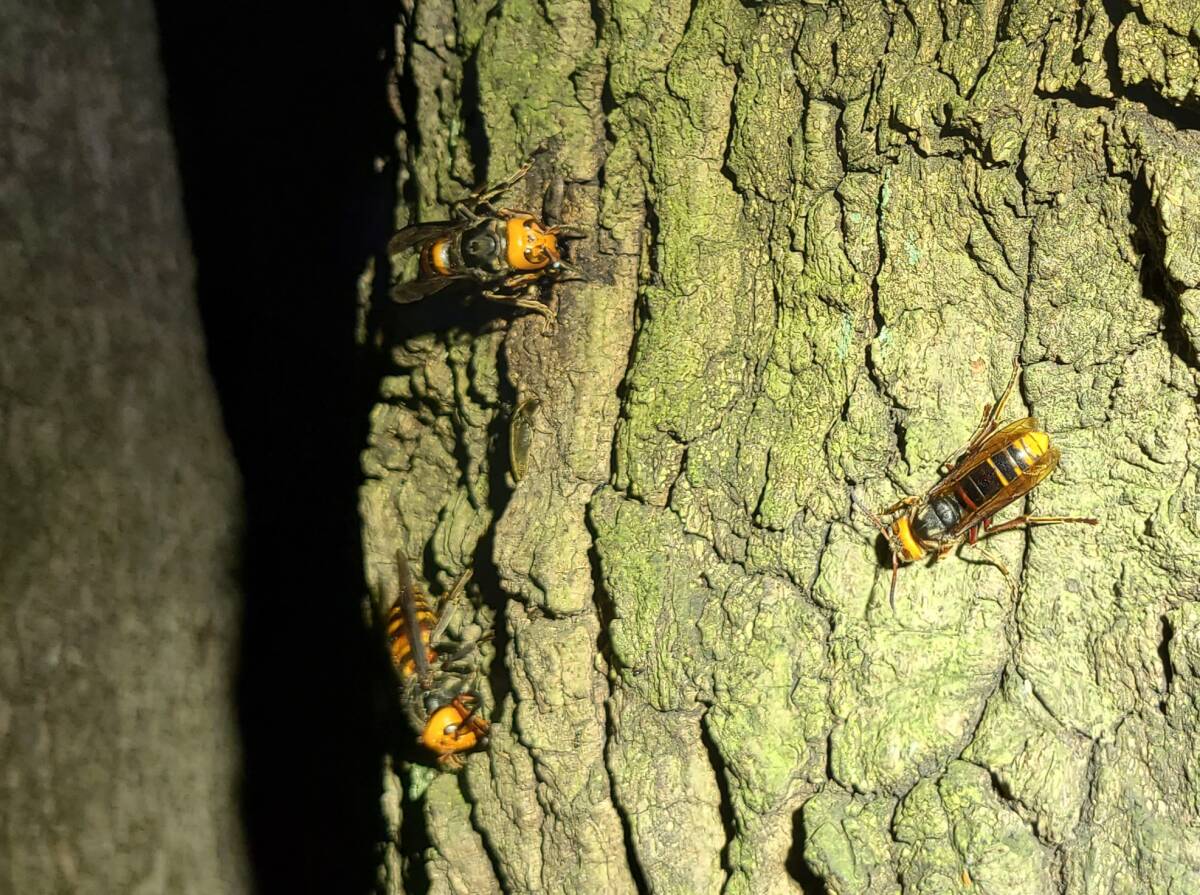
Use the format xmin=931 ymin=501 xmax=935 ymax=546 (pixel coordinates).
xmin=155 ymin=3 xmax=399 ymax=892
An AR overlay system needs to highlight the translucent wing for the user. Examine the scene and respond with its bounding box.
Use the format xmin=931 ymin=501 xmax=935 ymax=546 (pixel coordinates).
xmin=955 ymin=446 xmax=1058 ymax=533
xmin=931 ymin=418 xmax=1037 ymax=494
xmin=387 ymin=221 xmax=456 ymax=255
xmin=390 ymin=275 xmax=458 ymax=304
xmin=930 ymin=418 xmax=1060 ymax=533
xmin=395 ymin=552 xmax=432 ymax=681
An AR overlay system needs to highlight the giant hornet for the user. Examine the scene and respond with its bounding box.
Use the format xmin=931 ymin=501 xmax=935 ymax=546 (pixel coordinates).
xmin=388 ymin=153 xmax=584 ymax=323
xmin=861 ymin=359 xmax=1099 ymax=605
xmin=382 ymin=552 xmax=489 ymax=770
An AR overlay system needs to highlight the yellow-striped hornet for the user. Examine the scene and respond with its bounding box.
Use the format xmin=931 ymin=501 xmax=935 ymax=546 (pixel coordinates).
xmin=861 ymin=360 xmax=1099 ymax=605
xmin=382 ymin=552 xmax=489 ymax=770
xmin=388 ymin=154 xmax=584 ymax=323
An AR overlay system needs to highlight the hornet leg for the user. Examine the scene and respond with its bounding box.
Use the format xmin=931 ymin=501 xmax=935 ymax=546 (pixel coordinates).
xmin=981 ymin=514 xmax=1100 ymax=537
xmin=483 ymin=283 xmax=555 ymax=333
xmin=430 ymin=568 xmax=474 ymax=642
xmin=467 ymin=153 xmax=539 ymax=209
xmin=939 ymin=357 xmax=1021 ymax=473
xmin=965 ymin=541 xmax=1018 ymax=601
xmin=879 ymin=495 xmax=920 ymax=516
xmin=888 ymin=551 xmax=900 ymax=611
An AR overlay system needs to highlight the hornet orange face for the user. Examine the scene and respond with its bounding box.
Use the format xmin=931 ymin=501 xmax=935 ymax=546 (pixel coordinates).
xmin=889 ymin=516 xmax=927 ymax=562
xmin=419 ymin=696 xmax=490 ymax=769
xmin=505 ymin=215 xmax=561 ymax=271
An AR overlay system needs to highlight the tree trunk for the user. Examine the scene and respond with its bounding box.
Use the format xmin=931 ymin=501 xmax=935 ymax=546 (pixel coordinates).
xmin=0 ymin=1 xmax=248 ymax=893
xmin=371 ymin=0 xmax=1200 ymax=892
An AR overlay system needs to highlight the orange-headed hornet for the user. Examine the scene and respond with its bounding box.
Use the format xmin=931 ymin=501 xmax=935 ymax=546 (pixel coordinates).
xmin=383 ymin=552 xmax=489 ymax=770
xmin=388 ymin=154 xmax=584 ymax=322
xmin=860 ymin=359 xmax=1099 ymax=605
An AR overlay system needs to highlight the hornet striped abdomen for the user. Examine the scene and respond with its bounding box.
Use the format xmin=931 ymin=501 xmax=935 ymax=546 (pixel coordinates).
xmin=948 ymin=430 xmax=1048 ymax=514
xmin=384 ymin=584 xmax=436 ymax=680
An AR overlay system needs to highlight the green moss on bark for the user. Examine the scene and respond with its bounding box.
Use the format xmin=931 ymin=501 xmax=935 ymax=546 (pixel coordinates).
xmin=373 ymin=0 xmax=1200 ymax=892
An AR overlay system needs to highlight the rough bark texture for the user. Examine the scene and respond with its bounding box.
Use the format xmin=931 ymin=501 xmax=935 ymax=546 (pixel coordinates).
xmin=0 ymin=1 xmax=247 ymax=893
xmin=370 ymin=0 xmax=1200 ymax=892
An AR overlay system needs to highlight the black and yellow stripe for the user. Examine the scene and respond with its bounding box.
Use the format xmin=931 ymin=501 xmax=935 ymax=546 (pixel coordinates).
xmin=386 ymin=596 xmax=436 ymax=679
xmin=954 ymin=431 xmax=1048 ymax=511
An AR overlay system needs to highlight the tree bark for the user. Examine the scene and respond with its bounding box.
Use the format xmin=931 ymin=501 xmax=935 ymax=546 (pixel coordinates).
xmin=0 ymin=1 xmax=247 ymax=894
xmin=372 ymin=0 xmax=1200 ymax=892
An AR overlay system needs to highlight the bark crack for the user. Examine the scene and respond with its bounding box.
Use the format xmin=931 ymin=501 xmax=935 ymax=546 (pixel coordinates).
xmin=698 ymin=709 xmax=736 ymax=889
xmin=463 ymin=771 xmax=512 ymax=895
xmin=863 ymin=171 xmax=913 ymax=485
xmin=1156 ymin=613 xmax=1175 ymax=714
xmin=602 ymin=697 xmax=654 ymax=895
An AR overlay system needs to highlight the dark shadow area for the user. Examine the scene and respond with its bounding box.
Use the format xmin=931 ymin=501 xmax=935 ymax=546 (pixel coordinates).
xmin=461 ymin=45 xmax=492 ymax=185
xmin=871 ymin=531 xmax=893 ymax=571
xmin=786 ymin=806 xmax=828 ymax=894
xmin=379 ymin=283 xmax=527 ymax=348
xmin=698 ymin=712 xmax=737 ymax=885
xmin=1099 ymin=0 xmax=1200 ymax=133
xmin=476 ymin=344 xmax=517 ymax=717
xmin=155 ymin=3 xmax=398 ymax=892
xmin=1128 ymin=174 xmax=1200 ymax=371
xmin=1157 ymin=613 xmax=1175 ymax=714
